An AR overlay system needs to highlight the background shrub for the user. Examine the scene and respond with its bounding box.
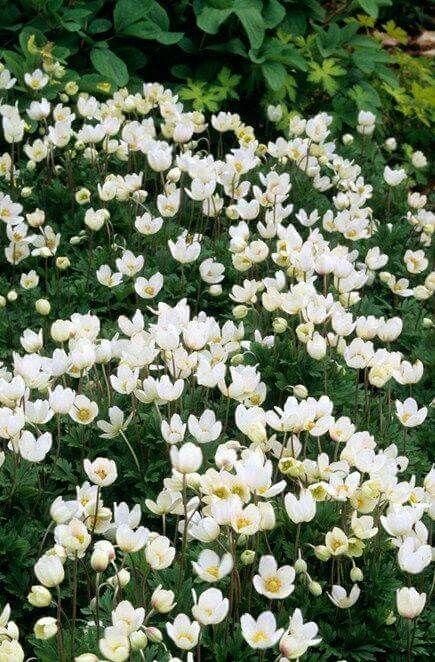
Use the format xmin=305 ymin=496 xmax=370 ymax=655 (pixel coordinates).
xmin=0 ymin=0 xmax=433 ymax=143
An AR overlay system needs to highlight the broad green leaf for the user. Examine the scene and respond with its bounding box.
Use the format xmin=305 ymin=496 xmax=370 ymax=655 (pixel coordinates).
xmin=358 ymin=0 xmax=380 ymax=18
xmin=113 ymin=0 xmax=152 ymax=32
xmin=263 ymin=0 xmax=286 ymax=29
xmin=262 ymin=61 xmax=287 ymax=90
xmin=90 ymin=47 xmax=129 ymax=86
xmin=196 ymin=8 xmax=232 ymax=34
xmin=234 ymin=0 xmax=266 ymax=48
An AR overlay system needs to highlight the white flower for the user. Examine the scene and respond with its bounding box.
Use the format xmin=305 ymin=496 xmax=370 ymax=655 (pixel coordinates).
xmin=285 ymin=488 xmax=316 ymax=523
xmin=18 ymin=430 xmax=52 ymax=462
xmin=145 ymin=535 xmax=175 ymax=570
xmin=192 ymin=549 xmax=233 ymax=582
xmin=84 ymin=457 xmax=118 ymax=486
xmin=97 ymin=406 xmax=132 ymax=438
xmin=70 ymin=394 xmax=99 ymax=425
xmin=112 ymin=600 xmax=144 ymax=633
xmin=191 ymin=587 xmax=229 ymax=625
xmin=188 ymin=410 xmax=222 ymax=443
xmin=328 ymin=584 xmax=361 ymax=608
xmin=397 ymin=537 xmax=431 ymax=574
xmin=253 ymin=555 xmax=295 ymax=599
xmin=279 ymin=608 xmax=321 ymax=659
xmin=166 ymin=613 xmax=200 ymax=650
xmin=396 ymin=587 xmax=426 ymax=618
xmin=170 ymin=442 xmax=202 ymax=474
xmin=241 ymin=611 xmax=284 ymax=649
xmin=383 ymin=166 xmax=406 ymax=187
xmin=134 ymin=272 xmax=164 ymax=298
xmin=395 ymin=398 xmax=427 ymax=428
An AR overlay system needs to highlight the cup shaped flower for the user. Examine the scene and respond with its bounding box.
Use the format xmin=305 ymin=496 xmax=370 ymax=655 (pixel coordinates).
xmin=112 ymin=600 xmax=145 ymax=634
xmin=279 ymin=608 xmax=322 ymax=659
xmin=285 ymin=488 xmax=316 ymax=523
xmin=191 ymin=587 xmax=229 ymax=625
xmin=170 ymin=442 xmax=202 ymax=474
xmin=188 ymin=410 xmax=222 ymax=444
xmin=328 ymin=584 xmax=360 ymax=608
xmin=253 ymin=555 xmax=295 ymax=600
xmin=54 ymin=518 xmax=91 ymax=558
xmin=33 ymin=616 xmax=57 ymax=640
xmin=34 ymin=555 xmax=65 ymax=587
xmin=84 ymin=457 xmax=118 ymax=486
xmin=166 ymin=613 xmax=200 ymax=650
xmin=325 ymin=527 xmax=349 ymax=556
xmin=192 ymin=549 xmax=233 ymax=582
xmin=116 ymin=525 xmax=149 ymax=553
xmin=398 ymin=536 xmax=432 ymax=574
xmin=0 ymin=640 xmax=25 ymax=661
xmin=99 ymin=624 xmax=130 ymax=662
xmin=70 ymin=394 xmax=99 ymax=425
xmin=396 ymin=587 xmax=426 ymax=619
xmin=241 ymin=611 xmax=284 ymax=649
xmin=18 ymin=430 xmax=52 ymax=462
xmin=395 ymin=398 xmax=427 ymax=428
xmin=151 ymin=585 xmax=176 ymax=613
xmin=145 ymin=535 xmax=175 ymax=570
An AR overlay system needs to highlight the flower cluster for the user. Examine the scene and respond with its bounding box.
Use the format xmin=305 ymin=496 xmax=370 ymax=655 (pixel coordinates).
xmin=0 ymin=62 xmax=432 ymax=661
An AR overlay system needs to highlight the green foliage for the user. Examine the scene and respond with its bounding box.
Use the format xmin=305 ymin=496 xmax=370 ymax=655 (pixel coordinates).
xmin=0 ymin=0 xmax=433 ymax=142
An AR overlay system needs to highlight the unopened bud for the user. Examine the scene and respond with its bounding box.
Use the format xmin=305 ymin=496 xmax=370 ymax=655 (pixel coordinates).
xmin=309 ymin=580 xmax=322 ymax=596
xmin=240 ymin=550 xmax=256 ymax=566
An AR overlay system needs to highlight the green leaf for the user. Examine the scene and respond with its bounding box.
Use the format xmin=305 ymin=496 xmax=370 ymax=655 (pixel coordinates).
xmin=90 ymin=47 xmax=129 ymax=86
xmin=234 ymin=2 xmax=265 ymax=50
xmin=121 ymin=19 xmax=183 ymax=44
xmin=262 ymin=61 xmax=287 ymax=90
xmin=358 ymin=0 xmax=380 ymax=18
xmin=114 ymin=0 xmax=151 ymax=32
xmin=307 ymin=58 xmax=346 ymax=95
xmin=196 ymin=8 xmax=233 ymax=34
xmin=263 ymin=0 xmax=286 ymax=29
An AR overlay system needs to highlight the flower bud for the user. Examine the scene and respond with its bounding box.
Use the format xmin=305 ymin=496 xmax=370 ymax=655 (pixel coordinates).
xmin=342 ymin=133 xmax=354 ymax=145
xmin=0 ymin=296 xmax=6 ymax=308
xmin=230 ymin=353 xmax=244 ymax=366
xmin=75 ymin=655 xmax=99 ymax=662
xmin=233 ymin=305 xmax=248 ymax=319
xmin=313 ymin=545 xmax=331 ymax=561
xmin=7 ymin=290 xmax=17 ymax=302
xmin=50 ymin=319 xmax=72 ymax=343
xmin=21 ymin=186 xmax=32 ymax=198
xmin=396 ymin=587 xmax=426 ymax=619
xmin=56 ymin=256 xmax=70 ymax=270
xmin=130 ymin=630 xmax=148 ymax=650
xmin=309 ymin=581 xmax=322 ymax=596
xmin=108 ymin=568 xmax=130 ymax=588
xmin=144 ymin=626 xmax=162 ymax=643
xmin=35 ymin=298 xmax=51 ymax=315
xmin=294 ymin=558 xmax=307 ymax=574
xmin=292 ymin=384 xmax=308 ymax=399
xmin=273 ymin=317 xmax=287 ymax=334
xmin=240 ymin=549 xmax=256 ymax=566
xmin=26 ymin=209 xmax=45 ymax=227
xmin=28 ymin=585 xmax=52 ymax=607
xmin=209 ymin=284 xmax=222 ymax=297
xmin=91 ymin=548 xmax=109 ymax=573
xmin=350 ymin=567 xmax=363 ymax=582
